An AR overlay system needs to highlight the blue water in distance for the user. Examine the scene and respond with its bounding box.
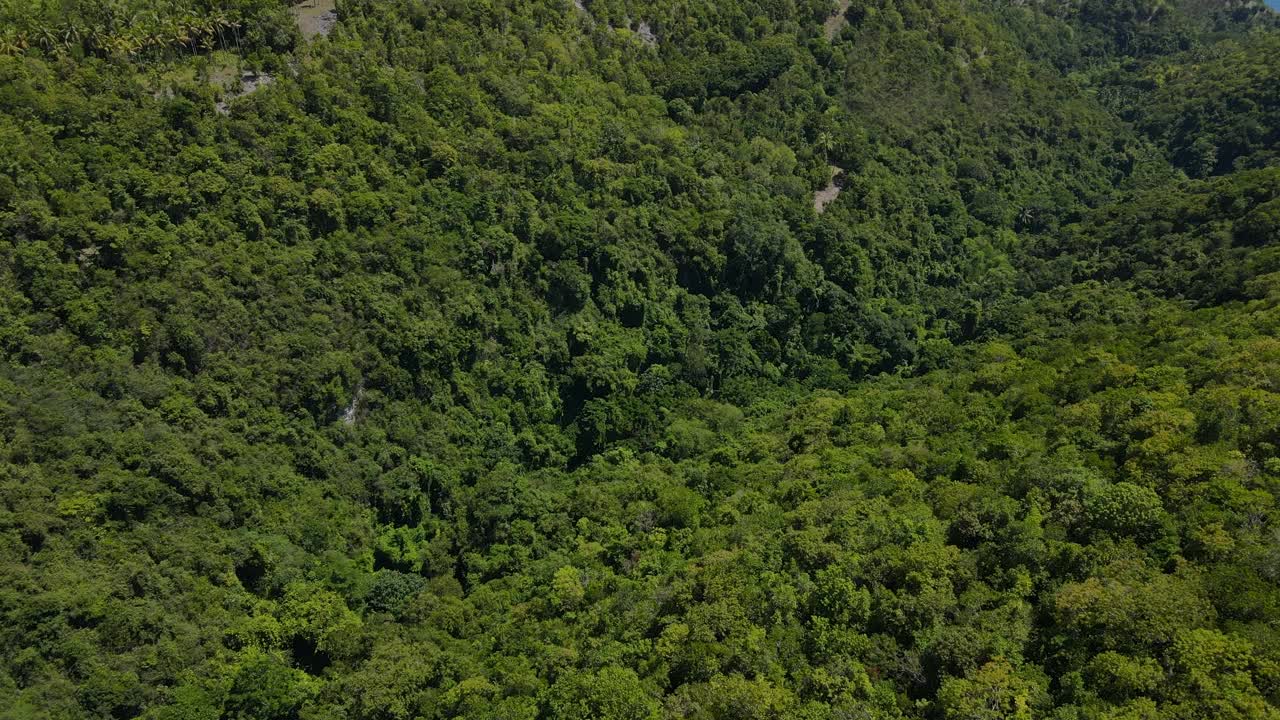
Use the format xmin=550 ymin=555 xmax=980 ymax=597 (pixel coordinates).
xmin=1268 ymin=0 xmax=1280 ymax=10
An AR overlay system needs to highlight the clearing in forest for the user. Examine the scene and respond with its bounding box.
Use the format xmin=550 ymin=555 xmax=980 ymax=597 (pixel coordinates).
xmin=292 ymin=0 xmax=338 ymax=40
xmin=824 ymin=0 xmax=852 ymax=40
xmin=814 ymin=165 xmax=844 ymax=213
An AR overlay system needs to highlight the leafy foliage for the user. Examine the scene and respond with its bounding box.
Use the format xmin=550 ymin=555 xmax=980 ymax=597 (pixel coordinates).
xmin=1 ymin=0 xmax=1279 ymax=719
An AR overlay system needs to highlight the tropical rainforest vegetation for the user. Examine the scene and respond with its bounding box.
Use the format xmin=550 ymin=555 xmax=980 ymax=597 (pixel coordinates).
xmin=1 ymin=0 xmax=1279 ymax=718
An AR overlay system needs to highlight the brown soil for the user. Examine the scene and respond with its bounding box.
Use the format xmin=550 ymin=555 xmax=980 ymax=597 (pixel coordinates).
xmin=291 ymin=0 xmax=338 ymax=41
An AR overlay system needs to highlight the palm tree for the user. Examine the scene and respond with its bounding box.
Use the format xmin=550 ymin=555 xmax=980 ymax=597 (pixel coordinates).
xmin=1017 ymin=206 xmax=1037 ymax=230
xmin=192 ymin=22 xmax=212 ymax=52
xmin=61 ymin=22 xmax=83 ymax=53
xmin=33 ymin=24 xmax=59 ymax=53
xmin=211 ymin=12 xmax=230 ymax=50
xmin=198 ymin=16 xmax=219 ymax=51
xmin=129 ymin=29 xmax=150 ymax=56
xmin=177 ymin=15 xmax=200 ymax=55
xmin=141 ymin=12 xmax=167 ymax=57
xmin=82 ymin=24 xmax=105 ymax=54
xmin=224 ymin=16 xmax=243 ymax=55
xmin=96 ymin=1 xmax=120 ymax=38
xmin=0 ymin=34 xmax=23 ymax=56
xmin=106 ymin=33 xmax=131 ymax=57
xmin=163 ymin=18 xmax=189 ymax=55
xmin=815 ymin=131 xmax=835 ymax=164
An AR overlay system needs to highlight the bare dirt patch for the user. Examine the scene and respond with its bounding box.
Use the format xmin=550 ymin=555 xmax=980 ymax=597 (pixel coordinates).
xmin=291 ymin=0 xmax=338 ymax=41
xmin=215 ymin=72 xmax=276 ymax=114
xmin=824 ymin=0 xmax=852 ymax=41
xmin=814 ymin=165 xmax=844 ymax=213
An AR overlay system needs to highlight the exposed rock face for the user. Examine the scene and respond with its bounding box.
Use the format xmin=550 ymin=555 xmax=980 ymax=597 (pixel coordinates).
xmin=342 ymin=382 xmax=365 ymax=426
xmin=636 ymin=21 xmax=657 ymax=46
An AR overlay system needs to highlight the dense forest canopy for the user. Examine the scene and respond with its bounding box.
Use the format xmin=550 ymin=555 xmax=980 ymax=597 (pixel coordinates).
xmin=1 ymin=0 xmax=1279 ymax=718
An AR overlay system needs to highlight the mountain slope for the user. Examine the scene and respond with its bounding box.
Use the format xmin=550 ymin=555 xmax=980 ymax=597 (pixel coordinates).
xmin=0 ymin=1 xmax=1278 ymax=719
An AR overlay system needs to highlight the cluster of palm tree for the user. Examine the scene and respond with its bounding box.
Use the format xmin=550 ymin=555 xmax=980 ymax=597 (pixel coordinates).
xmin=0 ymin=7 xmax=243 ymax=58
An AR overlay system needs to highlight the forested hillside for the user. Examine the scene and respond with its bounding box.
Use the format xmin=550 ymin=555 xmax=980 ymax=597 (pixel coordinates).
xmin=1 ymin=1 xmax=1279 ymax=718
